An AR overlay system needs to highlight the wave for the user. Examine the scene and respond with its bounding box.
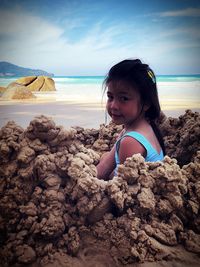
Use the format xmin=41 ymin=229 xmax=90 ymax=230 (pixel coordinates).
xmin=0 ymin=75 xmax=200 ymax=91
xmin=54 ymin=77 xmax=104 ymax=85
xmin=157 ymin=75 xmax=200 ymax=82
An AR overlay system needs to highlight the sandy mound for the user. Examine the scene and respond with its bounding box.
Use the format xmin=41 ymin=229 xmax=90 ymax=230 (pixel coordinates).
xmin=1 ymin=82 xmax=36 ymax=100
xmin=0 ymin=110 xmax=199 ymax=267
xmin=15 ymin=76 xmax=56 ymax=91
xmin=0 ymin=86 xmax=6 ymax=94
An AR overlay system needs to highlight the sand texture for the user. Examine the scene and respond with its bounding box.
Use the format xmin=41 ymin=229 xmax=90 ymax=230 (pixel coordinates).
xmin=1 ymin=83 xmax=36 ymax=100
xmin=0 ymin=110 xmax=200 ymax=267
xmin=15 ymin=76 xmax=56 ymax=91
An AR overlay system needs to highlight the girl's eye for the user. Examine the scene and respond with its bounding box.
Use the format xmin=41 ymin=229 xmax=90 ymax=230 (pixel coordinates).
xmin=120 ymin=96 xmax=129 ymax=101
xmin=107 ymin=95 xmax=113 ymax=101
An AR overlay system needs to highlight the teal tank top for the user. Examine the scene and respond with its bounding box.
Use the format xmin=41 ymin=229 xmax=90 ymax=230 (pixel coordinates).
xmin=114 ymin=131 xmax=164 ymax=175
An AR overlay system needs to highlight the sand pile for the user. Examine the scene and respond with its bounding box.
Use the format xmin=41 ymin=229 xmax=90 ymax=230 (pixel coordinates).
xmin=1 ymin=83 xmax=36 ymax=100
xmin=15 ymin=76 xmax=56 ymax=91
xmin=0 ymin=110 xmax=200 ymax=267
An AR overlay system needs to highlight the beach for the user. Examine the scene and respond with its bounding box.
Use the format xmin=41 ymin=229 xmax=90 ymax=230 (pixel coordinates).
xmin=0 ymin=98 xmax=200 ymax=130
xmin=0 ymin=75 xmax=200 ymax=129
xmin=0 ymin=100 xmax=106 ymax=129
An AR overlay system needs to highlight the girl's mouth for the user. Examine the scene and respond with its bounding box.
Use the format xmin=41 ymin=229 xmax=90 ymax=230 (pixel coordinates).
xmin=111 ymin=113 xmax=122 ymax=120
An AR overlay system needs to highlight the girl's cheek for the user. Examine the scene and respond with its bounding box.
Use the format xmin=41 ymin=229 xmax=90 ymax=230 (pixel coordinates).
xmin=106 ymin=101 xmax=110 ymax=110
xmin=106 ymin=104 xmax=111 ymax=116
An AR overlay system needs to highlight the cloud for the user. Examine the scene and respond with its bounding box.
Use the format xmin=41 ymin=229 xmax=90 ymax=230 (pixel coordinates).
xmin=0 ymin=7 xmax=68 ymax=68
xmin=0 ymin=5 xmax=199 ymax=75
xmin=160 ymin=7 xmax=200 ymax=17
xmin=0 ymin=7 xmax=135 ymax=74
xmin=0 ymin=8 xmax=64 ymax=44
xmin=77 ymin=21 xmax=130 ymax=50
xmin=157 ymin=25 xmax=200 ymax=41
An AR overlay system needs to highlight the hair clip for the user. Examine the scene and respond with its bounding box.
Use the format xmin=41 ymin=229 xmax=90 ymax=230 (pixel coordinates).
xmin=147 ymin=70 xmax=156 ymax=83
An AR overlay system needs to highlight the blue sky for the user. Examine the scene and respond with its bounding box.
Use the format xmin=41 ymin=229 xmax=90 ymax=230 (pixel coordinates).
xmin=0 ymin=0 xmax=200 ymax=75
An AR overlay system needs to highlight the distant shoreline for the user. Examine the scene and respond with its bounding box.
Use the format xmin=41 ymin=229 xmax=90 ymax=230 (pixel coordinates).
xmin=0 ymin=61 xmax=54 ymax=77
xmin=0 ymin=74 xmax=200 ymax=78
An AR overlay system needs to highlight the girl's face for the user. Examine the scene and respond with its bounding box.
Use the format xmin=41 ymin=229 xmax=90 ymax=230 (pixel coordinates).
xmin=106 ymin=81 xmax=146 ymax=127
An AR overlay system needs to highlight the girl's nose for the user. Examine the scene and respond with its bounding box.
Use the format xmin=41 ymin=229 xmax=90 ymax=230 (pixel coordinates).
xmin=110 ymin=99 xmax=119 ymax=110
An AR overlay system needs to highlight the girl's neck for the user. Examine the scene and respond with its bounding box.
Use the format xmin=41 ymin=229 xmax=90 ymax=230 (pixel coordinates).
xmin=124 ymin=117 xmax=149 ymax=133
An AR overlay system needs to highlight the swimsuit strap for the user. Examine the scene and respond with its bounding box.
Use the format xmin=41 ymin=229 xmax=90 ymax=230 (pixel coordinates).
xmin=115 ymin=131 xmax=163 ymax=167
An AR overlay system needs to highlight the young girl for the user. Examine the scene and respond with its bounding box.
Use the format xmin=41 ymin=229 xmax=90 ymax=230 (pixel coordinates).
xmin=97 ymin=59 xmax=165 ymax=179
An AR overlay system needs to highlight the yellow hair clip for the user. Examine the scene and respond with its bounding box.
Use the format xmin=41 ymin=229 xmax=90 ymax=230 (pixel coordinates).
xmin=147 ymin=70 xmax=156 ymax=83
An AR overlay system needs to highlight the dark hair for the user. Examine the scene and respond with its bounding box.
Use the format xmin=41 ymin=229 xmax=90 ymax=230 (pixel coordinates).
xmin=104 ymin=58 xmax=165 ymax=154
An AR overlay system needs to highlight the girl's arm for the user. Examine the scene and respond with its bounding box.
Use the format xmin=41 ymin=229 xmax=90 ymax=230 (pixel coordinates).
xmin=118 ymin=136 xmax=146 ymax=164
xmin=96 ymin=145 xmax=116 ymax=180
xmin=96 ymin=129 xmax=125 ymax=180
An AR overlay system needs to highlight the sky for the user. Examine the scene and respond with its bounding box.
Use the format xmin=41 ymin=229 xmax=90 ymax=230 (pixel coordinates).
xmin=0 ymin=0 xmax=200 ymax=75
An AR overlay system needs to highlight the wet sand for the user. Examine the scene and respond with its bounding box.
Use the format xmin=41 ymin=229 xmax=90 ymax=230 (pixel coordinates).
xmin=0 ymin=98 xmax=199 ymax=129
xmin=0 ymin=100 xmax=106 ymax=129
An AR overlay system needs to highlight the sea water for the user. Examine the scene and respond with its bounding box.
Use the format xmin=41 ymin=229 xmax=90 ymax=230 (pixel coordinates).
xmin=0 ymin=75 xmax=200 ymax=109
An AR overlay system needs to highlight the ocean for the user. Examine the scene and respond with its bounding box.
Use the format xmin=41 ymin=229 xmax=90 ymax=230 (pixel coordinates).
xmin=0 ymin=75 xmax=200 ymax=110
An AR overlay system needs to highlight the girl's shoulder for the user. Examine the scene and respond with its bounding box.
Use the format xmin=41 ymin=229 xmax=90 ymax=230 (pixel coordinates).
xmin=123 ymin=130 xmax=160 ymax=151
xmin=117 ymin=133 xmax=146 ymax=162
xmin=121 ymin=131 xmax=150 ymax=146
xmin=120 ymin=135 xmax=146 ymax=152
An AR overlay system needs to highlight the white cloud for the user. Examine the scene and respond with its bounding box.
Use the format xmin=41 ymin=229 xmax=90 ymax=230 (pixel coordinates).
xmin=0 ymin=7 xmax=67 ymax=67
xmin=0 ymin=6 xmax=199 ymax=75
xmin=160 ymin=7 xmax=200 ymax=17
xmin=0 ymin=7 xmax=135 ymax=74
xmin=157 ymin=26 xmax=200 ymax=41
xmin=0 ymin=8 xmax=64 ymax=41
xmin=77 ymin=22 xmax=129 ymax=50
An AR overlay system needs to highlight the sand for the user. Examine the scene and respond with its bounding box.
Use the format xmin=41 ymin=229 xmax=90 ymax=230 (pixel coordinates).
xmin=0 ymin=97 xmax=199 ymax=129
xmin=0 ymin=100 xmax=106 ymax=129
xmin=0 ymin=106 xmax=200 ymax=267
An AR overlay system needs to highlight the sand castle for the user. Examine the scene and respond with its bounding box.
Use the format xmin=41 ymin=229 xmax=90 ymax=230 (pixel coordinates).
xmin=0 ymin=110 xmax=199 ymax=267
